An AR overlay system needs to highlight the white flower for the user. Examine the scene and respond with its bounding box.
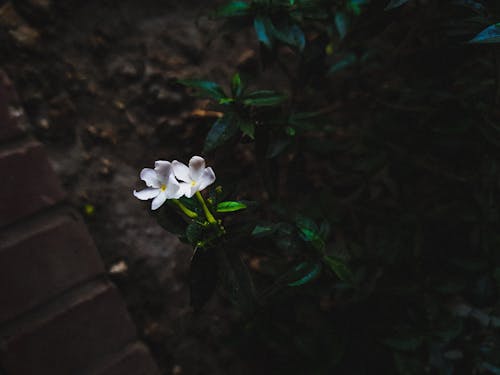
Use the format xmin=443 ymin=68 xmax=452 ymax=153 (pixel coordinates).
xmin=172 ymin=156 xmax=216 ymax=198
xmin=133 ymin=160 xmax=183 ymax=210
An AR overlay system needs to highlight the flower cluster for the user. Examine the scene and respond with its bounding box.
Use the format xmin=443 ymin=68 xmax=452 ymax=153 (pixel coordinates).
xmin=133 ymin=156 xmax=216 ymax=210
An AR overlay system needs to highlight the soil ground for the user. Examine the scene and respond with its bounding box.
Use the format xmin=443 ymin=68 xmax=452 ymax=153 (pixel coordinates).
xmin=0 ymin=1 xmax=260 ymax=373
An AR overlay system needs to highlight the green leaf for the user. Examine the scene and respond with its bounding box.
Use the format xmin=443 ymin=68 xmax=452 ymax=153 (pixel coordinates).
xmin=254 ymin=16 xmax=273 ymax=48
xmin=190 ymin=247 xmax=218 ymax=311
xmin=266 ymin=138 xmax=291 ymax=158
xmin=272 ymin=23 xmax=306 ymax=52
xmin=328 ymin=53 xmax=357 ymax=75
xmin=204 ymin=115 xmax=239 ymax=152
xmin=215 ymin=1 xmax=251 ymax=17
xmin=470 ymin=23 xmax=500 ymax=44
xmin=481 ymin=363 xmax=500 ymax=375
xmin=334 ymin=12 xmax=349 ymax=39
xmin=323 ymin=255 xmax=353 ymax=282
xmin=216 ymin=201 xmax=247 ymax=212
xmin=385 ymin=0 xmax=411 ymax=10
xmin=231 ymin=72 xmax=243 ymax=97
xmin=243 ymin=90 xmax=287 ymax=107
xmin=154 ymin=204 xmax=188 ymax=235
xmin=252 ymin=225 xmax=275 ymax=237
xmin=186 ymin=221 xmax=206 ymax=245
xmin=288 ymin=262 xmax=322 ymax=286
xmin=288 ymin=111 xmax=323 ymax=130
xmin=178 ymin=79 xmax=227 ymax=100
xmin=239 ymin=120 xmax=255 ymax=139
xmin=296 ymin=216 xmax=325 ymax=251
xmin=217 ymin=247 xmax=256 ymax=315
xmin=347 ymin=0 xmax=367 ymax=16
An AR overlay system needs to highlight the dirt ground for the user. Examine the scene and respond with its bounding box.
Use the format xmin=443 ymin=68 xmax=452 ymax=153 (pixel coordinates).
xmin=0 ymin=0 xmax=260 ymax=373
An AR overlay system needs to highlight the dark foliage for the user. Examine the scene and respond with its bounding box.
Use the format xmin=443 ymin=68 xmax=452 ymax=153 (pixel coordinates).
xmin=158 ymin=0 xmax=500 ymax=373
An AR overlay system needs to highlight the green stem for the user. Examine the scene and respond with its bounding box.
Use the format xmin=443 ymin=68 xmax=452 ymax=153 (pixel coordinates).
xmin=196 ymin=191 xmax=217 ymax=224
xmin=172 ymin=199 xmax=198 ymax=219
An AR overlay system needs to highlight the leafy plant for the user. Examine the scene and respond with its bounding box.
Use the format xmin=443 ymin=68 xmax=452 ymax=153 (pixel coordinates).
xmin=136 ymin=0 xmax=500 ymax=373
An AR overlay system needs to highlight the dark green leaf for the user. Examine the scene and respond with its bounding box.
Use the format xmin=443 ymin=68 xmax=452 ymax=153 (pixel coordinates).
xmin=239 ymin=120 xmax=255 ymax=139
xmin=319 ymin=220 xmax=331 ymax=240
xmin=215 ymin=1 xmax=251 ymax=17
xmin=216 ymin=201 xmax=247 ymax=212
xmin=154 ymin=204 xmax=188 ymax=235
xmin=288 ymin=262 xmax=322 ymax=286
xmin=252 ymin=225 xmax=275 ymax=237
xmin=190 ymin=247 xmax=218 ymax=311
xmin=347 ymin=0 xmax=367 ymax=15
xmin=243 ymin=90 xmax=287 ymax=107
xmin=328 ymin=53 xmax=357 ymax=75
xmin=266 ymin=138 xmax=291 ymax=158
xmin=231 ymin=72 xmax=243 ymax=97
xmin=254 ymin=16 xmax=273 ymax=48
xmin=385 ymin=0 xmax=411 ymax=10
xmin=178 ymin=79 xmax=227 ymax=100
xmin=186 ymin=221 xmax=206 ymax=245
xmin=204 ymin=115 xmax=239 ymax=152
xmin=272 ymin=24 xmax=306 ymax=52
xmin=470 ymin=23 xmax=500 ymax=44
xmin=217 ymin=247 xmax=256 ymax=315
xmin=334 ymin=12 xmax=349 ymax=39
xmin=481 ymin=363 xmax=500 ymax=375
xmin=324 ymin=255 xmax=353 ymax=282
xmin=296 ymin=216 xmax=325 ymax=251
xmin=288 ymin=111 xmax=323 ymax=130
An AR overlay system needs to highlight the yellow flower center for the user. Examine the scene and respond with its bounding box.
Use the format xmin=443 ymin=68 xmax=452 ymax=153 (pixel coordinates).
xmin=191 ymin=180 xmax=196 ymax=186
xmin=160 ymin=184 xmax=167 ymax=191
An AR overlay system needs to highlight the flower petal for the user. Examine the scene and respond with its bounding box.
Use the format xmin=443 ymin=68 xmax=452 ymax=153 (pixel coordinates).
xmin=133 ymin=187 xmax=160 ymax=200
xmin=198 ymin=167 xmax=216 ymax=191
xmin=140 ymin=168 xmax=160 ymax=188
xmin=166 ymin=176 xmax=183 ymax=199
xmin=189 ymin=156 xmax=206 ymax=181
xmin=154 ymin=160 xmax=172 ymax=180
xmin=172 ymin=160 xmax=191 ymax=182
xmin=151 ymin=191 xmax=168 ymax=210
xmin=180 ymin=182 xmax=198 ymax=198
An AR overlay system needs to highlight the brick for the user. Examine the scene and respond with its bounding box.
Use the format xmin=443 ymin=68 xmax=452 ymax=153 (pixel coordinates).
xmin=0 ymin=70 xmax=24 ymax=142
xmin=0 ymin=141 xmax=65 ymax=227
xmin=0 ymin=282 xmax=137 ymax=375
xmin=92 ymin=342 xmax=160 ymax=375
xmin=0 ymin=211 xmax=105 ymax=323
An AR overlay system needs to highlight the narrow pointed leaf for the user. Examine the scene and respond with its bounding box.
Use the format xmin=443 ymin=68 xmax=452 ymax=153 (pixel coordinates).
xmin=254 ymin=17 xmax=273 ymax=48
xmin=216 ymin=201 xmax=247 ymax=212
xmin=335 ymin=12 xmax=349 ymax=39
xmin=243 ymin=90 xmax=287 ymax=107
xmin=272 ymin=24 xmax=306 ymax=52
xmin=288 ymin=262 xmax=322 ymax=286
xmin=328 ymin=53 xmax=357 ymax=75
xmin=385 ymin=0 xmax=411 ymax=10
xmin=178 ymin=79 xmax=227 ymax=100
xmin=470 ymin=23 xmax=500 ymax=44
xmin=296 ymin=216 xmax=325 ymax=251
xmin=217 ymin=248 xmax=256 ymax=315
xmin=204 ymin=115 xmax=239 ymax=152
xmin=324 ymin=255 xmax=353 ymax=282
xmin=239 ymin=120 xmax=255 ymax=139
xmin=252 ymin=225 xmax=275 ymax=237
xmin=215 ymin=1 xmax=251 ymax=17
xmin=231 ymin=72 xmax=243 ymax=97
